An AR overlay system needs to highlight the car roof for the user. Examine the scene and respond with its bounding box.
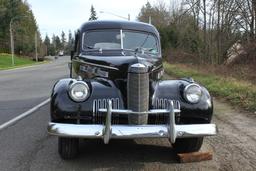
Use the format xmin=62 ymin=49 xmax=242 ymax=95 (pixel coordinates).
xmin=79 ymin=20 xmax=159 ymax=36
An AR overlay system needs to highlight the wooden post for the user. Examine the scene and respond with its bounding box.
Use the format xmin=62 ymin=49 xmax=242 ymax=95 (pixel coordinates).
xmin=177 ymin=151 xmax=213 ymax=163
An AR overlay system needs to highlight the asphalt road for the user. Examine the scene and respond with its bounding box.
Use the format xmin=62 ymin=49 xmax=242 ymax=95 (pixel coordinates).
xmin=1 ymin=100 xmax=256 ymax=171
xmin=0 ymin=58 xmax=256 ymax=171
xmin=0 ymin=56 xmax=69 ymax=124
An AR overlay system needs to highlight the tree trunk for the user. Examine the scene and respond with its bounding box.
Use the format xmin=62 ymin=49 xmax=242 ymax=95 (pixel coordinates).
xmin=253 ymin=0 xmax=256 ymax=40
xmin=217 ymin=0 xmax=221 ymax=64
xmin=203 ymin=0 xmax=207 ymax=63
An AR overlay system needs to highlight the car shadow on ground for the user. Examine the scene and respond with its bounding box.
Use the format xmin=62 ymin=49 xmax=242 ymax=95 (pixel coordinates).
xmin=68 ymin=139 xmax=178 ymax=170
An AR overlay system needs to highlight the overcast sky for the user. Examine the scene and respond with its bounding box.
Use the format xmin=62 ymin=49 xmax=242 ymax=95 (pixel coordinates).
xmin=27 ymin=0 xmax=170 ymax=39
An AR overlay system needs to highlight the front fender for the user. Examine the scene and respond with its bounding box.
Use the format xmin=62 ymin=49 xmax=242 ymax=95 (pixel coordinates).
xmin=151 ymin=79 xmax=213 ymax=123
xmin=50 ymin=78 xmax=124 ymax=122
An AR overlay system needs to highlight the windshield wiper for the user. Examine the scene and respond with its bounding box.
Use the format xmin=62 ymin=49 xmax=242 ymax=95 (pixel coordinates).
xmin=84 ymin=45 xmax=95 ymax=49
xmin=132 ymin=34 xmax=158 ymax=54
xmin=134 ymin=47 xmax=156 ymax=54
xmin=84 ymin=45 xmax=103 ymax=53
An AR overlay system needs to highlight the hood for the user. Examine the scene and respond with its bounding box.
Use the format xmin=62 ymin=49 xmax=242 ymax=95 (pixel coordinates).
xmin=75 ymin=54 xmax=163 ymax=79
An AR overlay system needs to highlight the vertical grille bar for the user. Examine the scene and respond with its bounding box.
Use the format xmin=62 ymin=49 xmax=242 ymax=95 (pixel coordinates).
xmin=127 ymin=63 xmax=149 ymax=124
xmin=152 ymin=98 xmax=181 ymax=124
xmin=93 ymin=98 xmax=120 ymax=124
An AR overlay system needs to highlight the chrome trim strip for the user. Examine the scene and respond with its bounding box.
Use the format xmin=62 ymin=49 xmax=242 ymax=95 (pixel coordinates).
xmin=48 ymin=100 xmax=217 ymax=144
xmin=98 ymin=109 xmax=181 ymax=114
xmin=154 ymin=99 xmax=180 ymax=110
xmin=120 ymin=29 xmax=123 ymax=49
xmin=93 ymin=98 xmax=120 ymax=124
xmin=73 ymin=58 xmax=119 ymax=71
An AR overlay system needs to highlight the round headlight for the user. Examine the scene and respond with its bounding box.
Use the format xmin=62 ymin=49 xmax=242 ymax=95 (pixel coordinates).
xmin=184 ymin=84 xmax=202 ymax=104
xmin=69 ymin=81 xmax=90 ymax=102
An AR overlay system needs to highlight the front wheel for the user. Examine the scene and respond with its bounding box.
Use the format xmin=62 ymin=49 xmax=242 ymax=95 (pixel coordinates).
xmin=172 ymin=137 xmax=203 ymax=153
xmin=58 ymin=137 xmax=79 ymax=159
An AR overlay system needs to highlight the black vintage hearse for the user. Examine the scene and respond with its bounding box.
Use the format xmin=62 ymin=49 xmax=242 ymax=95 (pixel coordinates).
xmin=48 ymin=20 xmax=217 ymax=159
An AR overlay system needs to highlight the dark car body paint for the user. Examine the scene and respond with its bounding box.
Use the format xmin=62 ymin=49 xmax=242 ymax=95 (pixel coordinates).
xmin=50 ymin=21 xmax=213 ymax=124
xmin=51 ymin=78 xmax=212 ymax=124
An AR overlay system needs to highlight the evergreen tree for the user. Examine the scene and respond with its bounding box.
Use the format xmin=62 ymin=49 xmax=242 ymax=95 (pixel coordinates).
xmin=137 ymin=1 xmax=170 ymax=27
xmin=50 ymin=34 xmax=56 ymax=55
xmin=0 ymin=0 xmax=39 ymax=56
xmin=137 ymin=2 xmax=153 ymax=24
xmin=88 ymin=5 xmax=97 ymax=21
xmin=61 ymin=31 xmax=66 ymax=49
xmin=67 ymin=30 xmax=74 ymax=53
xmin=55 ymin=35 xmax=61 ymax=51
xmin=44 ymin=34 xmax=50 ymax=55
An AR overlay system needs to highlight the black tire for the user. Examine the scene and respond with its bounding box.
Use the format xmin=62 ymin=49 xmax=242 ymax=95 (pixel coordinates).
xmin=58 ymin=137 xmax=79 ymax=160
xmin=172 ymin=137 xmax=203 ymax=153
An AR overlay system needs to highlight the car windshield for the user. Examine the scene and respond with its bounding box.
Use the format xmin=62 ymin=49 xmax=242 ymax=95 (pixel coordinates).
xmin=82 ymin=30 xmax=159 ymax=55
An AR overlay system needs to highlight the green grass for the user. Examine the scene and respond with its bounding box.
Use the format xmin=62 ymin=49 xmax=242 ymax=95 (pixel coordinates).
xmin=164 ymin=62 xmax=256 ymax=112
xmin=0 ymin=53 xmax=37 ymax=70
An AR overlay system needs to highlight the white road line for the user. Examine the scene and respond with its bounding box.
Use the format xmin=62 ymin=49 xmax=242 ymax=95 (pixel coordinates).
xmin=0 ymin=98 xmax=50 ymax=131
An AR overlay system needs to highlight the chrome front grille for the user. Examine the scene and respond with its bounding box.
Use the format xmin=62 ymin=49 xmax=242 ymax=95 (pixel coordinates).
xmin=154 ymin=98 xmax=180 ymax=110
xmin=151 ymin=98 xmax=181 ymax=124
xmin=93 ymin=98 xmax=120 ymax=124
xmin=127 ymin=63 xmax=149 ymax=124
xmin=127 ymin=72 xmax=149 ymax=112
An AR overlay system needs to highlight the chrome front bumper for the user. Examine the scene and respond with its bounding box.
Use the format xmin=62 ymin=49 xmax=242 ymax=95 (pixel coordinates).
xmin=48 ymin=101 xmax=217 ymax=144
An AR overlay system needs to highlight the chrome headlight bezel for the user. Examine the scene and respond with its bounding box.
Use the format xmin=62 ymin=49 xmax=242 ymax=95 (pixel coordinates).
xmin=183 ymin=83 xmax=202 ymax=104
xmin=68 ymin=81 xmax=90 ymax=102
